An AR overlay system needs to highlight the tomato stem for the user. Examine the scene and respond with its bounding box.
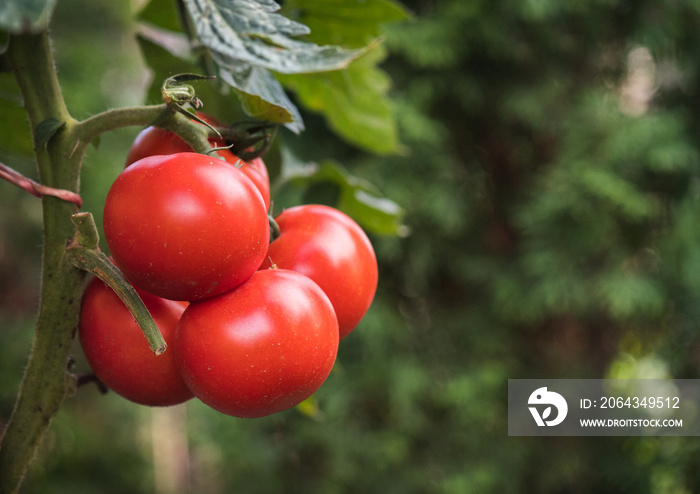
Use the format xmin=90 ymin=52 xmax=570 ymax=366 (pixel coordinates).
xmin=75 ymin=104 xmax=167 ymax=143
xmin=0 ymin=30 xmax=84 ymax=494
xmin=150 ymin=107 xmax=213 ymax=155
xmin=269 ymin=213 xmax=281 ymax=242
xmin=75 ymin=104 xmax=213 ymax=155
xmin=66 ymin=213 xmax=167 ymax=356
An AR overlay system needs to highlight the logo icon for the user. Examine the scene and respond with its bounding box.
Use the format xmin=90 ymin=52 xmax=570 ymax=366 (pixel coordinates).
xmin=528 ymin=387 xmax=568 ymax=426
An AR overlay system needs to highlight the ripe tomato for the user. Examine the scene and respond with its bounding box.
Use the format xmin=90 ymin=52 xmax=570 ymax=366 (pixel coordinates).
xmin=260 ymin=205 xmax=378 ymax=339
xmin=174 ymin=269 xmax=339 ymax=418
xmin=125 ymin=114 xmax=271 ymax=211
xmin=104 ymin=152 xmax=269 ymax=301
xmin=79 ymin=276 xmax=193 ymax=406
xmin=230 ymin=154 xmax=270 ymax=212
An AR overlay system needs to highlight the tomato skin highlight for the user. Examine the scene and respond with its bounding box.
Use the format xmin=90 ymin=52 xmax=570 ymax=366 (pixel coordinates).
xmin=104 ymin=152 xmax=269 ymax=301
xmin=261 ymin=205 xmax=378 ymax=339
xmin=174 ymin=269 xmax=339 ymax=418
xmin=79 ymin=276 xmax=193 ymax=407
xmin=125 ymin=116 xmax=271 ymax=211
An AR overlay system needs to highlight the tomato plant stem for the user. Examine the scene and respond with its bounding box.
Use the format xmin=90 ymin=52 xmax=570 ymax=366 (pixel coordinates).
xmin=0 ymin=31 xmax=84 ymax=494
xmin=76 ymin=104 xmax=168 ymax=143
xmin=75 ymin=103 xmax=214 ymax=155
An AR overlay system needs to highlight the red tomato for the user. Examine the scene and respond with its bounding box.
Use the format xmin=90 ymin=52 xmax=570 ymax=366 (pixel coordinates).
xmin=125 ymin=114 xmax=271 ymax=211
xmin=124 ymin=126 xmax=195 ymax=163
xmin=104 ymin=152 xmax=269 ymax=301
xmin=79 ymin=276 xmax=193 ymax=406
xmin=260 ymin=205 xmax=378 ymax=339
xmin=228 ymin=153 xmax=270 ymax=212
xmin=174 ymin=269 xmax=339 ymax=418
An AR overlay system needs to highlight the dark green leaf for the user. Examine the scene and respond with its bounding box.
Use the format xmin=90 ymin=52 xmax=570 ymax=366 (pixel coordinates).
xmin=181 ymin=0 xmax=364 ymax=74
xmin=138 ymin=19 xmax=303 ymax=131
xmin=0 ymin=0 xmax=56 ymax=34
xmin=180 ymin=0 xmax=372 ymax=131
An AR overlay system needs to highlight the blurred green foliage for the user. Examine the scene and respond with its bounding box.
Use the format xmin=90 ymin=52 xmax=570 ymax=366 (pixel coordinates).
xmin=4 ymin=0 xmax=700 ymax=493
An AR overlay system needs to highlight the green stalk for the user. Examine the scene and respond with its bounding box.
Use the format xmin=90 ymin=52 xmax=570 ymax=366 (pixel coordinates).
xmin=75 ymin=104 xmax=214 ymax=155
xmin=0 ymin=31 xmax=84 ymax=494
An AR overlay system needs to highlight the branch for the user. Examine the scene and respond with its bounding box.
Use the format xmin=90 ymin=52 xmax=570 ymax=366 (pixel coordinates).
xmin=75 ymin=104 xmax=167 ymax=143
xmin=75 ymin=104 xmax=213 ymax=155
xmin=65 ymin=213 xmax=166 ymax=355
xmin=0 ymin=160 xmax=82 ymax=208
xmin=1 ymin=30 xmax=83 ymax=494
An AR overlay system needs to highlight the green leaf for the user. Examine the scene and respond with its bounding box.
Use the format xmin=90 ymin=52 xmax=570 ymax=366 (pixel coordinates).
xmin=281 ymin=0 xmax=411 ymax=48
xmin=0 ymin=0 xmax=56 ymax=34
xmin=277 ymin=0 xmax=409 ymax=152
xmin=217 ymin=64 xmax=304 ymax=131
xmin=278 ymin=42 xmax=401 ymax=154
xmin=181 ymin=0 xmax=364 ymax=74
xmin=277 ymin=147 xmax=406 ymax=236
xmin=136 ymin=19 xmax=301 ymax=130
xmin=180 ymin=0 xmax=368 ymax=131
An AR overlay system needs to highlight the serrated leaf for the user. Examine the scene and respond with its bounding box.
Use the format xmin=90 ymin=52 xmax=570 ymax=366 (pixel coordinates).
xmin=181 ymin=0 xmax=369 ymax=132
xmin=138 ymin=21 xmax=303 ymax=130
xmin=35 ymin=118 xmax=65 ymax=151
xmin=282 ymin=0 xmax=411 ymax=48
xmin=278 ymin=42 xmax=401 ymax=154
xmin=136 ymin=19 xmax=297 ymax=129
xmin=277 ymin=147 xmax=406 ymax=236
xmin=182 ymin=0 xmax=364 ymax=74
xmin=0 ymin=0 xmax=56 ymax=34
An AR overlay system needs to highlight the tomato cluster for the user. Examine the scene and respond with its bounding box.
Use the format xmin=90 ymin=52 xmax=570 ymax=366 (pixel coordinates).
xmin=78 ymin=115 xmax=378 ymax=418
